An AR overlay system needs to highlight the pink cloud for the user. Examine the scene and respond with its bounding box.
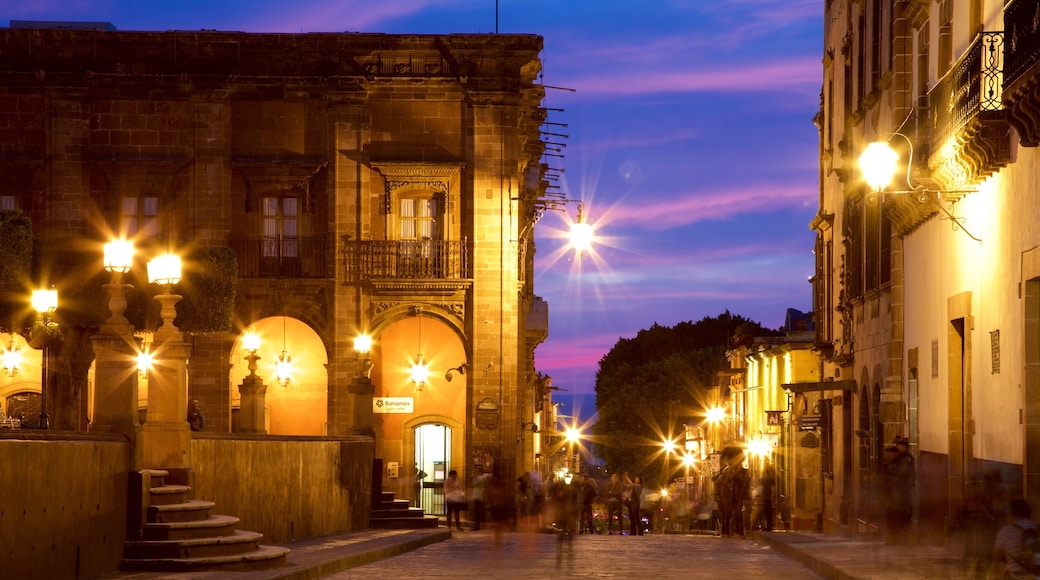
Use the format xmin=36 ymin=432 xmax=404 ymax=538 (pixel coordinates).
xmin=568 ymin=59 xmax=820 ymax=98
xmin=593 ymin=183 xmax=814 ymax=230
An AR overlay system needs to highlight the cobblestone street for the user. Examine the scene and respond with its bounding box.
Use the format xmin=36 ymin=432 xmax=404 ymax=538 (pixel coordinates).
xmin=323 ymin=530 xmax=826 ymax=579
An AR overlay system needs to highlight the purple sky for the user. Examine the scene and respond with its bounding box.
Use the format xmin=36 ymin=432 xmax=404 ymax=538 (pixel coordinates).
xmin=4 ymin=1 xmax=821 ymax=397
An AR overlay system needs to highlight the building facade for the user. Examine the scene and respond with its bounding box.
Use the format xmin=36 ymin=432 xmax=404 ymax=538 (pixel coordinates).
xmin=0 ymin=24 xmax=553 ymax=509
xmin=816 ymin=0 xmax=1040 ymax=541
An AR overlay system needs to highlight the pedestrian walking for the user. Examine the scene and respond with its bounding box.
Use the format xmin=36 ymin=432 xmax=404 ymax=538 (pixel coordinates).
xmin=444 ymin=469 xmax=467 ymax=531
xmin=992 ymin=498 xmax=1040 ymax=579
xmin=715 ymin=446 xmax=749 ymax=538
xmin=579 ymin=473 xmax=598 ymax=534
xmin=604 ymin=472 xmax=625 ymax=534
xmin=960 ymin=470 xmax=1005 ymax=578
xmin=751 ymin=462 xmax=776 ymax=531
xmin=470 ymin=467 xmax=489 ymax=531
xmin=883 ymin=437 xmax=915 ymax=545
xmin=624 ymin=473 xmax=644 ymax=535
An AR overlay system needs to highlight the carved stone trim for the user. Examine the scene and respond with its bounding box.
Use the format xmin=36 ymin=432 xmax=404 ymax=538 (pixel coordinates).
xmin=370 ymin=162 xmax=462 ymax=214
xmin=231 ymin=159 xmax=328 ymax=214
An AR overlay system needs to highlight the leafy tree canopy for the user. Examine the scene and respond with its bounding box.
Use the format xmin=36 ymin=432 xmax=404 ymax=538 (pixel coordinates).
xmin=591 ymin=310 xmax=780 ymax=486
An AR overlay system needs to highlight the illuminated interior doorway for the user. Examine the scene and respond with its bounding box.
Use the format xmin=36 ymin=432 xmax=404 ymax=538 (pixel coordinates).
xmin=415 ymin=423 xmax=452 ymax=515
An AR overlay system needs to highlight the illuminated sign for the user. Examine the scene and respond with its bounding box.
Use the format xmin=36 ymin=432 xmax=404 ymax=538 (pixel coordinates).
xmin=373 ymin=397 xmax=414 ymax=414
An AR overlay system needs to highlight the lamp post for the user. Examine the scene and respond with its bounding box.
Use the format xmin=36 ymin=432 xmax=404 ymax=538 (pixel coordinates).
xmin=90 ymin=240 xmax=142 ymax=463
xmin=238 ymin=332 xmax=267 ymax=434
xmin=857 ymin=136 xmax=981 ymax=241
xmin=348 ymin=333 xmax=375 ymax=437
xmin=140 ymin=251 xmax=193 ymax=470
xmin=30 ymin=288 xmax=58 ymax=429
xmin=565 ymin=426 xmax=581 ymax=473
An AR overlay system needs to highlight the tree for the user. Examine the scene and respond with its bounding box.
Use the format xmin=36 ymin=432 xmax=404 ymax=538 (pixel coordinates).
xmin=592 ymin=311 xmax=780 ymax=486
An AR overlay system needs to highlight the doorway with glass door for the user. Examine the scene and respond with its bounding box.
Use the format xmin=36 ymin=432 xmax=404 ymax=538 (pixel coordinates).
xmin=415 ymin=423 xmax=452 ymax=515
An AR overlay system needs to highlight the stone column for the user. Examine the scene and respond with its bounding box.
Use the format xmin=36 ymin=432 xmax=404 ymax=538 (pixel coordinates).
xmin=347 ymin=373 xmax=375 ymax=437
xmin=90 ymin=276 xmax=143 ymax=468
xmin=140 ymin=292 xmax=192 ymax=469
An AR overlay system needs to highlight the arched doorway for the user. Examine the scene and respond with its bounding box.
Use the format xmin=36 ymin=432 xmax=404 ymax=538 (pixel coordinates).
xmin=414 ymin=423 xmax=452 ymax=514
xmin=229 ymin=316 xmax=328 ymax=435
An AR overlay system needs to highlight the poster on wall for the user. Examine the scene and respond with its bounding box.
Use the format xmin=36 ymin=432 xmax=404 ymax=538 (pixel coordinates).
xmin=473 ymin=447 xmax=493 ymax=472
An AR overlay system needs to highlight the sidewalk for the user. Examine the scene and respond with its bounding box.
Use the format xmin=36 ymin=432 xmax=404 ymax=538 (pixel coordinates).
xmin=106 ymin=526 xmax=975 ymax=579
xmin=753 ymin=530 xmax=972 ymax=579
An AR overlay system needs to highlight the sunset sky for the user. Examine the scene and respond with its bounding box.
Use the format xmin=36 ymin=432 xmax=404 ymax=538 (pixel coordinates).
xmin=4 ymin=1 xmax=821 ymax=402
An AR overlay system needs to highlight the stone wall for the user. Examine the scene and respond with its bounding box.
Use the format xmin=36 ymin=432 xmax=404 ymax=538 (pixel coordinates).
xmin=0 ymin=432 xmax=374 ymax=577
xmin=0 ymin=432 xmax=130 ymax=579
xmin=190 ymin=434 xmax=375 ymax=543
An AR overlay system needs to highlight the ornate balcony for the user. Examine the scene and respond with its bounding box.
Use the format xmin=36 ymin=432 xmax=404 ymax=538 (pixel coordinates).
xmin=927 ymin=31 xmax=1009 ymax=190
xmin=229 ymin=236 xmax=329 ymax=278
xmin=342 ymin=238 xmax=469 ymax=292
xmin=1004 ymin=0 xmax=1040 ymax=146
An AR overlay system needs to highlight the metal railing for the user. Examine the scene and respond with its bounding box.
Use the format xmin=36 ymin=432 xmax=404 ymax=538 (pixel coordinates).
xmin=1004 ymin=0 xmax=1040 ymax=87
xmin=929 ymin=31 xmax=1004 ymax=148
xmin=342 ymin=238 xmax=468 ymax=281
xmin=228 ymin=236 xmax=329 ymax=278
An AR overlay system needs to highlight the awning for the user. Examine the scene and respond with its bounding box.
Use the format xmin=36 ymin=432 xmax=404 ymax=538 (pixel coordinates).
xmin=781 ymin=380 xmax=857 ymax=393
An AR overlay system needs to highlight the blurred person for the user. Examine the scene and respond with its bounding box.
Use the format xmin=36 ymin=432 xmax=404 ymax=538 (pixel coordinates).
xmin=552 ymin=473 xmax=580 ymax=536
xmin=715 ymin=446 xmax=750 ymax=538
xmin=883 ymin=437 xmax=915 ymax=545
xmin=470 ymin=467 xmax=489 ymax=531
xmin=443 ymin=469 xmax=467 ymax=531
xmin=750 ymin=462 xmax=777 ymax=531
xmin=604 ymin=472 xmax=625 ymax=534
xmin=624 ymin=473 xmax=644 ymax=536
xmin=993 ymin=498 xmax=1040 ymax=579
xmin=579 ymin=473 xmax=598 ymax=534
xmin=960 ymin=470 xmax=1005 ymax=578
xmin=515 ymin=473 xmax=530 ymax=529
xmin=529 ymin=470 xmax=545 ymax=527
xmin=486 ymin=466 xmax=512 ymax=547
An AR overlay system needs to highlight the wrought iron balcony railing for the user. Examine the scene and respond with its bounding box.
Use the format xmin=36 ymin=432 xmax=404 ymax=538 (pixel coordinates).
xmin=929 ymin=31 xmax=1004 ymax=149
xmin=1004 ymin=0 xmax=1040 ymax=88
xmin=229 ymin=236 xmax=329 ymax=278
xmin=342 ymin=238 xmax=468 ymax=281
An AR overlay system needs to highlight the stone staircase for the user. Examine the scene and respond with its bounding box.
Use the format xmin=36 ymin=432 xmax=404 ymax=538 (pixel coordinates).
xmin=368 ymin=459 xmax=439 ymax=529
xmin=121 ymin=469 xmax=289 ymax=572
xmin=369 ymin=490 xmax=440 ymax=529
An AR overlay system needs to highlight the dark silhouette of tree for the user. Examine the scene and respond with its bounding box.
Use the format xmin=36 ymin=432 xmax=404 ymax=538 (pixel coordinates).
xmin=592 ymin=311 xmax=780 ymax=487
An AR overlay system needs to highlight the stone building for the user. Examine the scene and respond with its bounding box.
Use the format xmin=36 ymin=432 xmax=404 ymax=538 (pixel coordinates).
xmin=815 ymin=0 xmax=1040 ymax=542
xmin=0 ymin=23 xmax=553 ymax=517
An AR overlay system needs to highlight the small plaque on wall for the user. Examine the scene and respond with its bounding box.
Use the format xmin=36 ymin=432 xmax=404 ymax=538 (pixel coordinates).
xmin=475 ymin=397 xmax=499 ymax=430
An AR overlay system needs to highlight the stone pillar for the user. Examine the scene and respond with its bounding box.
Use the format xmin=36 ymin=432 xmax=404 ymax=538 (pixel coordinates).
xmin=140 ymin=292 xmax=192 ymax=469
xmin=237 ymin=351 xmax=267 ymax=434
xmin=347 ymin=374 xmax=375 ymax=437
xmin=90 ymin=278 xmax=142 ymax=468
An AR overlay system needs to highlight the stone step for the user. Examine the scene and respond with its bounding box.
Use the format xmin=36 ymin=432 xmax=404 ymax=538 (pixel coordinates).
xmin=148 ymin=499 xmax=215 ymax=523
xmin=369 ymin=514 xmax=440 ymax=529
xmin=143 ymin=514 xmax=240 ymax=541
xmin=373 ymin=499 xmax=414 ymax=511
xmin=149 ymin=484 xmax=191 ymax=506
xmin=371 ymin=507 xmax=428 ymax=519
xmin=121 ymin=544 xmax=289 ymax=572
xmin=124 ymin=530 xmax=263 ymax=560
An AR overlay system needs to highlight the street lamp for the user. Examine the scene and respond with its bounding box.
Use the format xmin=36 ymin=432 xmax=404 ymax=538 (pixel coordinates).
xmin=857 ymin=135 xmax=980 ymax=241
xmin=238 ymin=331 xmax=267 ymax=434
xmin=565 ymin=426 xmax=582 ymax=473
xmin=147 ymin=253 xmax=182 ymax=335
xmin=102 ymin=239 xmax=134 ymax=327
xmin=31 ymin=287 xmax=58 ymax=429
